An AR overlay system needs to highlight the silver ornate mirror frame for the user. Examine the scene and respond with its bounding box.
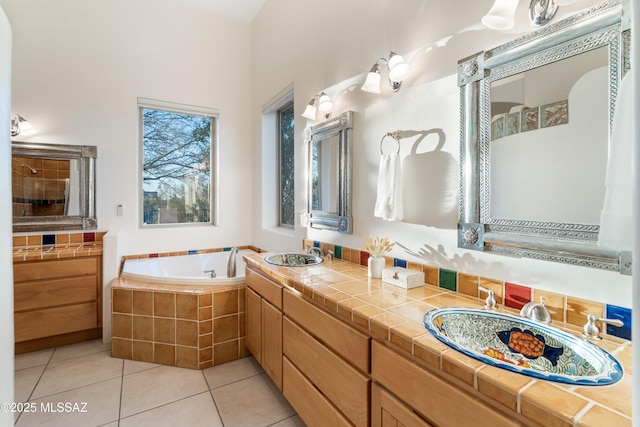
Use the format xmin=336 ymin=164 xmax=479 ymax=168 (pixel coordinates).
xmin=304 ymin=110 xmax=353 ymax=233
xmin=12 ymin=141 xmax=97 ymax=232
xmin=457 ymin=0 xmax=631 ymax=273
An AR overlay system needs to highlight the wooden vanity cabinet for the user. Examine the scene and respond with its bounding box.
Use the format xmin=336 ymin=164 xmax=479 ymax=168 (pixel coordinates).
xmin=283 ymin=288 xmax=371 ymax=427
xmin=245 ymin=267 xmax=284 ymax=390
xmin=13 ymin=256 xmax=102 ymax=354
xmin=372 ymin=341 xmax=519 ymax=427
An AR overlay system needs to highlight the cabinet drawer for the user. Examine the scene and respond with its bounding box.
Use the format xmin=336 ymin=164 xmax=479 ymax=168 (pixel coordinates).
xmin=15 ymin=302 xmax=98 ymax=342
xmin=283 ymin=357 xmax=352 ymax=427
xmin=371 ymin=383 xmax=433 ymax=427
xmin=15 ymin=276 xmax=98 ymax=312
xmin=284 ymin=317 xmax=369 ymax=426
xmin=14 ymin=257 xmax=98 ymax=282
xmin=246 ymin=268 xmax=282 ymax=309
xmin=283 ymin=289 xmax=370 ymax=373
xmin=372 ymin=341 xmax=518 ymax=427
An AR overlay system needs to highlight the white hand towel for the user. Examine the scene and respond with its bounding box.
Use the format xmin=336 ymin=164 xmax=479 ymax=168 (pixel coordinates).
xmin=374 ymin=152 xmax=403 ymax=221
xmin=598 ymin=72 xmax=632 ymax=250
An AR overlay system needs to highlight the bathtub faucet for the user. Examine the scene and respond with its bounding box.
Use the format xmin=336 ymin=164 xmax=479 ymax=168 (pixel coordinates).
xmin=227 ymin=247 xmax=238 ymax=278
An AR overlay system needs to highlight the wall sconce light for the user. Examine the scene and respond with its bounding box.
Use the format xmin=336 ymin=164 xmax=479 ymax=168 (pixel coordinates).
xmin=361 ymin=51 xmax=410 ymax=94
xmin=302 ymin=92 xmax=334 ymax=120
xmin=10 ymin=114 xmax=37 ymax=137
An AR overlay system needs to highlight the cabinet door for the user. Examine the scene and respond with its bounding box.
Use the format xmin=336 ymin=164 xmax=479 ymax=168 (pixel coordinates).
xmin=245 ymin=286 xmax=262 ymax=364
xmin=372 ymin=383 xmax=432 ymax=427
xmin=262 ymin=299 xmax=283 ymax=390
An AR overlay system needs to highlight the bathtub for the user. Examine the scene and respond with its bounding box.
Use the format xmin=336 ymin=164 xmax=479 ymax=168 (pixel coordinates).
xmin=121 ymin=249 xmax=252 ymax=285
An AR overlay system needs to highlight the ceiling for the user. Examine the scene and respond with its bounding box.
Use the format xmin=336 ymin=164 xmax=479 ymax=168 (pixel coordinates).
xmin=176 ymin=0 xmax=266 ymax=22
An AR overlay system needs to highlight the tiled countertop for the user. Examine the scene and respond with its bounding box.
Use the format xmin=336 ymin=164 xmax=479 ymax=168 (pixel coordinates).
xmin=244 ymin=253 xmax=632 ymax=427
xmin=13 ymin=243 xmax=103 ymax=263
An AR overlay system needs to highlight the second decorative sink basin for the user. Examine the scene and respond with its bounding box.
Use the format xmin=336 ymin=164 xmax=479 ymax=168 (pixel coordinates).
xmin=423 ymin=307 xmax=622 ymax=386
xmin=264 ymin=253 xmax=323 ymax=267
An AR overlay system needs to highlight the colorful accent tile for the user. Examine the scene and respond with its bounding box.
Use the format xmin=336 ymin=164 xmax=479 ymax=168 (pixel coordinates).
xmin=334 ymin=245 xmax=342 ymax=259
xmin=83 ymin=232 xmax=95 ymax=242
xmin=188 ymin=249 xmax=197 ymax=255
xmin=149 ymin=253 xmax=159 ymax=258
xmin=439 ymin=269 xmax=457 ymax=292
xmin=360 ymin=251 xmax=369 ymax=267
xmin=42 ymin=234 xmax=56 ymax=245
xmin=394 ymin=258 xmax=407 ymax=268
xmin=504 ymin=282 xmax=531 ymax=310
xmin=606 ymin=304 xmax=632 ymax=340
xmin=313 ymin=240 xmax=320 ymax=248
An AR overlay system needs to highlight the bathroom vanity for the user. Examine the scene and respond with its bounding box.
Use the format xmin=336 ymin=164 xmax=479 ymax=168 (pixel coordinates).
xmin=13 ymin=236 xmax=103 ymax=354
xmin=244 ymin=252 xmax=632 ymax=427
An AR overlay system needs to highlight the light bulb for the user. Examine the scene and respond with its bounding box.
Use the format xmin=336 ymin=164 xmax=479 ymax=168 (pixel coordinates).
xmin=388 ymin=53 xmax=410 ymax=83
xmin=317 ymin=93 xmax=333 ymax=114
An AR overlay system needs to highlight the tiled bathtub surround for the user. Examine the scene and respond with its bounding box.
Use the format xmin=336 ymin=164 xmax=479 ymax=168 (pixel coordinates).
xmin=303 ymin=239 xmax=632 ymax=341
xmin=111 ymin=282 xmax=248 ymax=369
xmin=12 ymin=231 xmax=105 ymax=261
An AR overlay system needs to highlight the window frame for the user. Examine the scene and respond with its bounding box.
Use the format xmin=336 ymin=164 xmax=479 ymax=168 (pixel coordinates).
xmin=137 ymin=97 xmax=219 ymax=228
xmin=277 ymin=99 xmax=295 ymax=228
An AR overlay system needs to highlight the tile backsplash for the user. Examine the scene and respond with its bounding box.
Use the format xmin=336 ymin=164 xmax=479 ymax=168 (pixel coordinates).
xmin=303 ymin=239 xmax=632 ymax=341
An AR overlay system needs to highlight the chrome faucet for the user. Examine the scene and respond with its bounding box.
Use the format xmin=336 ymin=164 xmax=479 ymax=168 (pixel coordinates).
xmin=478 ymin=286 xmax=497 ymax=310
xmin=227 ymin=247 xmax=238 ymax=277
xmin=520 ymin=296 xmax=552 ymax=324
xmin=306 ymin=246 xmax=323 ymax=257
xmin=204 ymin=269 xmax=216 ymax=278
xmin=582 ymin=314 xmax=623 ymax=341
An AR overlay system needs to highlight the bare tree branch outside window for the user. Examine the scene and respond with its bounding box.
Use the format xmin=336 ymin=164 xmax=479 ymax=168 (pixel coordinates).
xmin=278 ymin=102 xmax=295 ymax=226
xmin=142 ymin=108 xmax=212 ymax=225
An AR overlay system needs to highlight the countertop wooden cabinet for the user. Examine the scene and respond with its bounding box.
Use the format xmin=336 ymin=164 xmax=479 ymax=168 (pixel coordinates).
xmin=283 ymin=288 xmax=371 ymax=427
xmin=245 ymin=267 xmax=283 ymax=390
xmin=372 ymin=341 xmax=519 ymax=427
xmin=13 ymin=256 xmax=102 ymax=354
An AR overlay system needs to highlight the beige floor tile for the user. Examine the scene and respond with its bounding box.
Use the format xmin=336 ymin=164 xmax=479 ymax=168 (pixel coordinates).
xmin=120 ymin=365 xmax=208 ymax=418
xmin=32 ymin=351 xmax=123 ymax=399
xmin=15 ymin=377 xmax=121 ymax=427
xmin=212 ymin=373 xmax=295 ymax=426
xmin=271 ymin=415 xmax=307 ymax=427
xmin=14 ymin=365 xmax=45 ymax=403
xmin=122 ymin=359 xmax=160 ymax=376
xmin=14 ymin=349 xmax=53 ymax=371
xmin=203 ymin=356 xmax=263 ymax=389
xmin=49 ymin=339 xmax=111 ymax=363
xmin=119 ymin=392 xmax=222 ymax=427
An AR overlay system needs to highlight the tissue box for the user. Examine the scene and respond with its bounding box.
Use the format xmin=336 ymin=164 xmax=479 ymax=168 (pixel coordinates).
xmin=382 ymin=267 xmax=424 ymax=289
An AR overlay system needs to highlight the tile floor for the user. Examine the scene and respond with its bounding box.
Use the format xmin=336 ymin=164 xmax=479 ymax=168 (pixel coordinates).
xmin=14 ymin=339 xmax=306 ymax=427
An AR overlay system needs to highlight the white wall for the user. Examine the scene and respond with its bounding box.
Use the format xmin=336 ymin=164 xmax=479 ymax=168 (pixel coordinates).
xmin=250 ymin=0 xmax=632 ymax=307
xmin=1 ymin=0 xmax=253 ymax=258
xmin=0 ymin=5 xmax=14 ymax=425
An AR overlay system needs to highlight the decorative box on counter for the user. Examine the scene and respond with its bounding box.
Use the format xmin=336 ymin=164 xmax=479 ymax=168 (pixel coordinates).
xmin=382 ymin=267 xmax=424 ymax=289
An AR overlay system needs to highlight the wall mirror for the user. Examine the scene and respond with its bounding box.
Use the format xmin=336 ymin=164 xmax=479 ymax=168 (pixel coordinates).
xmin=304 ymin=110 xmax=353 ymax=233
xmin=12 ymin=141 xmax=97 ymax=232
xmin=457 ymin=0 xmax=630 ymax=272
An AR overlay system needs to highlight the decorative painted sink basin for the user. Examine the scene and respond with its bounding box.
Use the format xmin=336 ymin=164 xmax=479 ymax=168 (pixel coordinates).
xmin=423 ymin=308 xmax=622 ymax=386
xmin=264 ymin=253 xmax=323 ymax=267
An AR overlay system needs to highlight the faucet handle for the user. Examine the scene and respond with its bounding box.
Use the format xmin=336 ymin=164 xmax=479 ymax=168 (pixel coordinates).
xmin=583 ymin=314 xmax=624 ymax=341
xmin=327 ymin=249 xmax=334 ymax=260
xmin=478 ymin=286 xmax=497 ymax=310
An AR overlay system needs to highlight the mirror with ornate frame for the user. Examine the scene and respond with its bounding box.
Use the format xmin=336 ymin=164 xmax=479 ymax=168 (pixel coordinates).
xmin=12 ymin=141 xmax=97 ymax=232
xmin=303 ymin=110 xmax=353 ymax=233
xmin=457 ymin=0 xmax=630 ymax=273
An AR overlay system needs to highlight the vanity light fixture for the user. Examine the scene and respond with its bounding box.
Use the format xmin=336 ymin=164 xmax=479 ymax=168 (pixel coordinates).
xmin=301 ymin=92 xmax=333 ymax=120
xmin=361 ymin=51 xmax=410 ymax=94
xmin=10 ymin=114 xmax=36 ymax=137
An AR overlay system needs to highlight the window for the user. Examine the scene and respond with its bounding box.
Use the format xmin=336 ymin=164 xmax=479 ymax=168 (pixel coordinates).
xmin=138 ymin=98 xmax=217 ymax=226
xmin=278 ymin=101 xmax=295 ymax=227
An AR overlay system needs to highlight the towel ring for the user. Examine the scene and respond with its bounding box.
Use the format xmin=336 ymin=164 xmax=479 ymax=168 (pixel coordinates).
xmin=380 ymin=131 xmax=401 ymax=155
